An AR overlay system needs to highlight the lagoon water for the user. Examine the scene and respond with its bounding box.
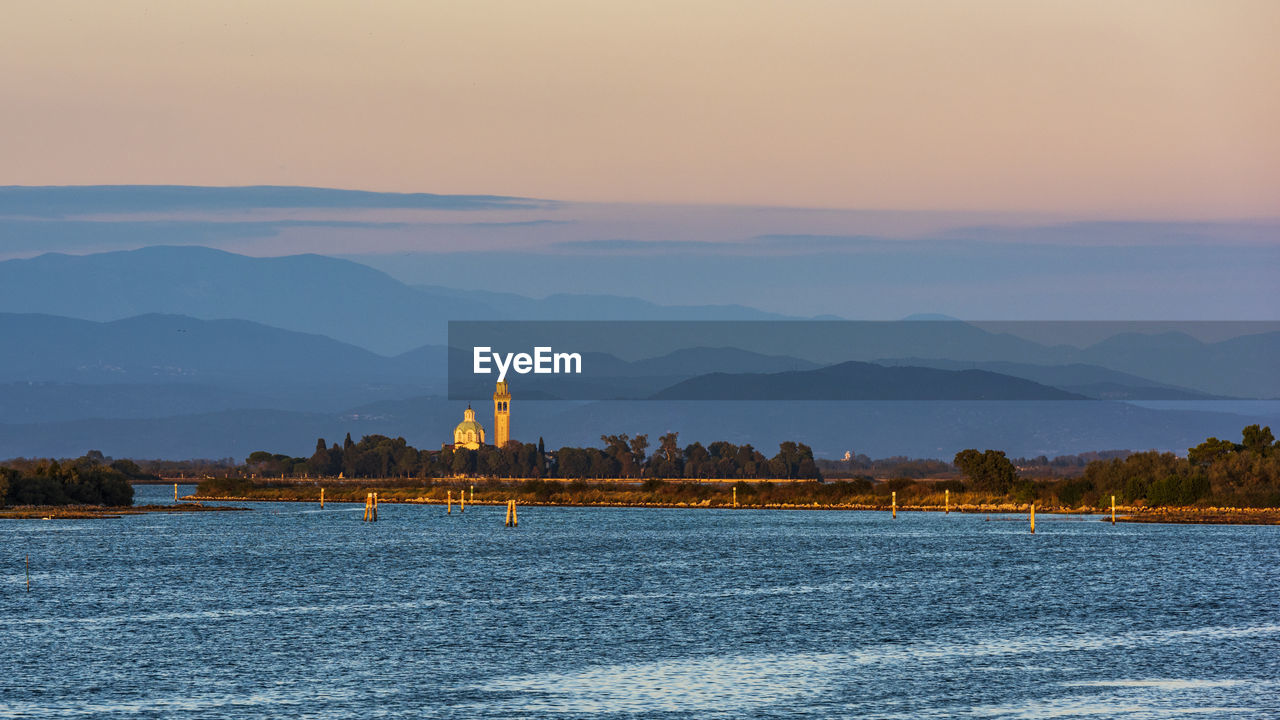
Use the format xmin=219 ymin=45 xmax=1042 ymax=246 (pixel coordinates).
xmin=3 ymin=484 xmax=1279 ymax=719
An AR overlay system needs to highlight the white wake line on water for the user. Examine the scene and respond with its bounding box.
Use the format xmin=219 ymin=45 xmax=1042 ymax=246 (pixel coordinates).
xmin=1066 ymin=679 xmax=1248 ymax=689
xmin=937 ymin=678 xmax=1270 ymax=720
xmin=469 ymin=651 xmax=844 ymax=714
xmin=0 ymin=686 xmax=367 ymax=719
xmin=459 ymin=623 xmax=1280 ymax=715
xmin=0 ymin=598 xmax=447 ymax=628
xmin=0 ymin=577 xmax=923 ymax=628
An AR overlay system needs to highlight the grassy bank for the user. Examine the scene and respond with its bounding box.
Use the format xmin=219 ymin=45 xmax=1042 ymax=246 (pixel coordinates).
xmin=190 ymin=477 xmax=1280 ymax=524
xmin=1111 ymin=507 xmax=1280 ymax=525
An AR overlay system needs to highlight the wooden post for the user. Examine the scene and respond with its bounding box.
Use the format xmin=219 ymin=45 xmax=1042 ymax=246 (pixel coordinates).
xmin=892 ymin=491 xmax=897 ymax=519
xmin=362 ymin=493 xmax=370 ymax=521
xmin=945 ymin=489 xmax=949 ymax=514
xmin=504 ymin=499 xmax=512 ymax=527
xmin=174 ymin=483 xmax=178 ymax=501
xmin=460 ymin=488 xmax=465 ymax=513
xmin=1111 ymin=495 xmax=1116 ymax=525
xmin=320 ymin=488 xmax=324 ymax=509
xmin=512 ymin=501 xmax=517 ymax=527
xmin=732 ymin=487 xmax=737 ymax=507
xmin=1030 ymin=503 xmax=1035 ymax=534
xmin=447 ymin=490 xmax=452 ymax=514
xmin=372 ymin=493 xmax=378 ymax=521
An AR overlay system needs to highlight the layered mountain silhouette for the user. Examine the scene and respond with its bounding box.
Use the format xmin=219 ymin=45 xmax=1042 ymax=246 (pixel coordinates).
xmin=650 ymin=361 xmax=1088 ymax=401
xmin=0 ymin=312 xmax=437 ymax=385
xmin=446 ymin=346 xmax=821 ymax=400
xmin=2 ymin=245 xmax=1275 ymax=395
xmin=0 ymin=247 xmax=789 ymax=355
xmin=0 ymin=244 xmax=1276 ymax=459
xmin=874 ymin=358 xmax=1228 ymax=400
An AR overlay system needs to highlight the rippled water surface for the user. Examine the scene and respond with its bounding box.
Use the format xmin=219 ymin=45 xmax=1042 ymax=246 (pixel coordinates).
xmin=3 ymin=485 xmax=1279 ymax=718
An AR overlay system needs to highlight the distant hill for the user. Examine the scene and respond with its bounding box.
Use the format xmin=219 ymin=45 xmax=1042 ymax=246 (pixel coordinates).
xmin=0 ymin=246 xmax=791 ymax=354
xmin=874 ymin=358 xmax=1226 ymax=400
xmin=418 ymin=286 xmax=792 ymax=322
xmin=1075 ymin=331 xmax=1280 ymax=399
xmin=0 ymin=247 xmax=487 ymax=355
xmin=628 ymin=347 xmax=820 ymax=376
xmin=2 ymin=247 xmax=1273 ymax=397
xmin=650 ymin=361 xmax=1087 ymax=401
xmin=0 ymin=313 xmax=445 ymax=421
xmin=446 ymin=346 xmax=818 ymax=400
xmin=0 ymin=312 xmax=424 ymax=385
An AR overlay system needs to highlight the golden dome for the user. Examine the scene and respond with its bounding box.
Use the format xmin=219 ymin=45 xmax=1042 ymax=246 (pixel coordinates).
xmin=453 ymin=405 xmax=486 ymax=449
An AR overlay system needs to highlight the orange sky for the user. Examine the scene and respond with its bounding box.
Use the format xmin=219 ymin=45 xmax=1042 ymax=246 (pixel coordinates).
xmin=3 ymin=0 xmax=1277 ymax=217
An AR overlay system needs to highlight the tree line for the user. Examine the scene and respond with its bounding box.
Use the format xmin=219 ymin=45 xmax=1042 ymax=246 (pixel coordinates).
xmin=9 ymin=425 xmax=1276 ymax=509
xmin=943 ymin=424 xmax=1280 ymax=507
xmin=242 ymin=432 xmax=821 ymax=481
xmin=0 ymin=451 xmax=148 ymax=507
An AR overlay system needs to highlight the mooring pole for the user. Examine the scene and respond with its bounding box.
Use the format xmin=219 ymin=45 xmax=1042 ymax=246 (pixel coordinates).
xmin=732 ymin=486 xmax=737 ymax=508
xmin=945 ymin=489 xmax=949 ymax=514
xmin=1030 ymin=503 xmax=1035 ymax=534
xmin=174 ymin=483 xmax=178 ymax=501
xmin=892 ymin=491 xmax=897 ymax=519
xmin=460 ymin=489 xmax=465 ymax=513
xmin=372 ymin=493 xmax=378 ymax=521
xmin=320 ymin=488 xmax=324 ymax=509
xmin=1111 ymin=495 xmax=1116 ymax=525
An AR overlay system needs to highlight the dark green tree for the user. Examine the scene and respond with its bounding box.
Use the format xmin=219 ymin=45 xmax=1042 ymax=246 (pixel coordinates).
xmin=0 ymin=467 xmax=13 ymax=507
xmin=1189 ymin=437 xmax=1238 ymax=466
xmin=629 ymin=434 xmax=650 ymax=475
xmin=1242 ymin=424 xmax=1275 ymax=455
xmin=953 ymin=449 xmax=1018 ymax=494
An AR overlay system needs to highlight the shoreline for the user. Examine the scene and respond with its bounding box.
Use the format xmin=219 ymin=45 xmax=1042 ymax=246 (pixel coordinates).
xmin=0 ymin=503 xmax=250 ymax=520
xmin=186 ymin=494 xmax=1280 ymax=525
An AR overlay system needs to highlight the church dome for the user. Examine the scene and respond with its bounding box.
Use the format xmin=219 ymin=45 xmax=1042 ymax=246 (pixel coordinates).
xmin=453 ymin=405 xmax=486 ymax=449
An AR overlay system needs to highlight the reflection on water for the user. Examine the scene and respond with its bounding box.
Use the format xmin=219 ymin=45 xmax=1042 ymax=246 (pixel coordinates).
xmin=1 ymin=484 xmax=1277 ymax=719
xmin=475 ymin=652 xmax=841 ymax=714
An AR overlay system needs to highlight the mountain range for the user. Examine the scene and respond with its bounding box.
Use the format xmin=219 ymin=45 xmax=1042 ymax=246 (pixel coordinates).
xmin=0 ymin=246 xmax=789 ymax=355
xmin=0 ymin=245 xmax=1276 ymax=459
xmin=650 ymin=362 xmax=1087 ymax=401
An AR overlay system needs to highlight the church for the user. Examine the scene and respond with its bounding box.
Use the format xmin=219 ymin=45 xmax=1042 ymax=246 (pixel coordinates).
xmin=447 ymin=380 xmax=511 ymax=450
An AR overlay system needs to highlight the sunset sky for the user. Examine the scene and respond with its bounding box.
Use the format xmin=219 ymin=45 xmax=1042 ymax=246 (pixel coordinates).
xmin=4 ymin=0 xmax=1278 ymax=218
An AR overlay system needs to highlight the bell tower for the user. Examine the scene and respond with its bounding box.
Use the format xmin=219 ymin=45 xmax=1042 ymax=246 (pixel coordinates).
xmin=493 ymin=380 xmax=511 ymax=448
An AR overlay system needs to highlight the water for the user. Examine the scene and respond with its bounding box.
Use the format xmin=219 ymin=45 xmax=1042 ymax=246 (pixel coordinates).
xmin=3 ymin=484 xmax=1278 ymax=718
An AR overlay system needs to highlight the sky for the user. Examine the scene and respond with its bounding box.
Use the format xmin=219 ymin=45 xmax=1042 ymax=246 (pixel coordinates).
xmin=3 ymin=0 xmax=1279 ymax=218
